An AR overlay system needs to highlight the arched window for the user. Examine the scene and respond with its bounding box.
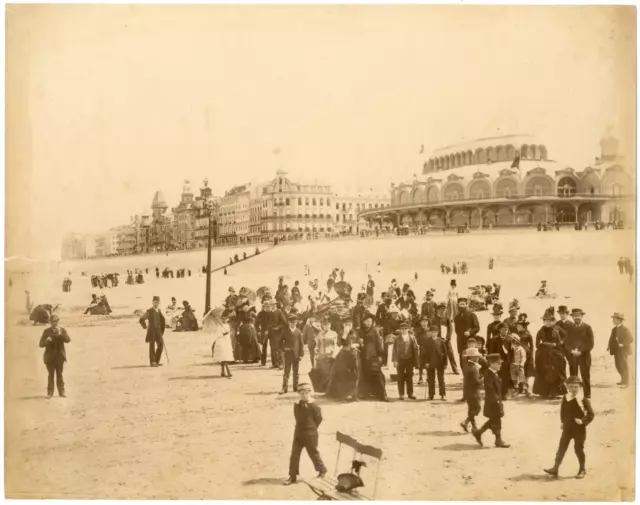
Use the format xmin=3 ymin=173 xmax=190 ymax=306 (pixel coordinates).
xmin=285 ymin=198 xmax=290 ymax=206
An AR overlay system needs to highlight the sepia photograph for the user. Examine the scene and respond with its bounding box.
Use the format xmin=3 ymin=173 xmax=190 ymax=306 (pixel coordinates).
xmin=4 ymin=4 xmax=637 ymax=501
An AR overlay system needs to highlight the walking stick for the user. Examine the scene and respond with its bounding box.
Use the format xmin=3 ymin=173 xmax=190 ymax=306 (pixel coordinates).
xmin=163 ymin=339 xmax=170 ymax=365
xmin=424 ymin=366 xmax=428 ymax=400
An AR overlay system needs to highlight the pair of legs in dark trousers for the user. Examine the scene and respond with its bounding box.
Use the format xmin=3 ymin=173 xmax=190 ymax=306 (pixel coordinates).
xmin=282 ymin=352 xmax=300 ymax=392
xmin=46 ymin=360 xmax=65 ymax=396
xmin=614 ymin=351 xmax=629 ymax=385
xmin=475 ymin=416 xmax=508 ymax=446
xmin=427 ymin=365 xmax=446 ymax=398
xmin=149 ymin=338 xmax=164 ymax=365
xmin=444 ymin=339 xmax=459 ymax=373
xmin=462 ymin=400 xmax=480 ymax=431
xmin=552 ymin=427 xmax=586 ymax=471
xmin=569 ymin=353 xmax=592 ymax=397
xmin=362 ymin=362 xmax=387 ymax=400
xmin=396 ymin=358 xmax=414 ymax=397
xmin=308 ymin=346 xmax=316 ymax=369
xmin=289 ymin=430 xmax=327 ymax=479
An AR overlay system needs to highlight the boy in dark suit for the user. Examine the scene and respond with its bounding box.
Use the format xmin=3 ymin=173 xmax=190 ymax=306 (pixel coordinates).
xmin=473 ymin=353 xmax=510 ymax=448
xmin=139 ymin=295 xmax=166 ymax=367
xmin=607 ymin=312 xmax=633 ymax=387
xmin=422 ymin=325 xmax=448 ymax=400
xmin=39 ymin=314 xmax=71 ymax=398
xmin=280 ymin=315 xmax=305 ymax=394
xmin=284 ymin=383 xmax=327 ymax=485
xmin=544 ymin=376 xmax=594 ymax=479
xmin=460 ymin=347 xmax=482 ymax=432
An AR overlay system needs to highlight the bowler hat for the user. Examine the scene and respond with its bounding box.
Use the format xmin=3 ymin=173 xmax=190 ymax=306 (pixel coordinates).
xmin=497 ymin=322 xmax=508 ymax=331
xmin=436 ymin=302 xmax=446 ymax=309
xmin=571 ymin=308 xmax=585 ymax=316
xmin=557 ymin=305 xmax=569 ymax=314
xmin=425 ymin=290 xmax=434 ymax=297
xmin=487 ymin=353 xmax=503 ymax=363
xmin=611 ymin=312 xmax=625 ymax=320
xmin=152 ymin=296 xmax=160 ymax=302
xmin=464 ymin=347 xmax=480 ymax=358
xmin=492 ymin=305 xmax=504 ymax=316
xmin=50 ymin=314 xmax=60 ymax=323
xmin=362 ymin=312 xmax=375 ymax=322
xmin=428 ymin=325 xmax=439 ymax=332
xmin=419 ymin=316 xmax=430 ymax=323
xmin=288 ymin=314 xmax=298 ymax=321
xmin=565 ymin=376 xmax=583 ymax=386
xmin=399 ymin=322 xmax=411 ymax=330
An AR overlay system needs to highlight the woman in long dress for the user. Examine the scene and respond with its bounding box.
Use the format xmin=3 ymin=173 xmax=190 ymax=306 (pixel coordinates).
xmin=532 ymin=308 xmax=567 ymax=398
xmin=446 ymin=279 xmax=459 ymax=320
xmin=204 ymin=307 xmax=235 ymax=378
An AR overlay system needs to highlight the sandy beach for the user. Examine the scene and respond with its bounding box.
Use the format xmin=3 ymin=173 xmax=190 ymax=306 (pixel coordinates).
xmin=5 ymin=229 xmax=636 ymax=500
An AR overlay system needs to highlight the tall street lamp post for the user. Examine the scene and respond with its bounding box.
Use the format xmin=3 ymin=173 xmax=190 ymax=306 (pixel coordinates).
xmin=204 ymin=200 xmax=217 ymax=315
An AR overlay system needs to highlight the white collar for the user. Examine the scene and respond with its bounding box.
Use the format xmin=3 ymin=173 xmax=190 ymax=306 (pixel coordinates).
xmin=565 ymin=393 xmax=584 ymax=403
xmin=298 ymin=397 xmax=315 ymax=405
xmin=615 ymin=323 xmax=623 ymax=328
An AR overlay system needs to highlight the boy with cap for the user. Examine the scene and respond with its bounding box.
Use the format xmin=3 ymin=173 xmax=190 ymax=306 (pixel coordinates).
xmin=488 ymin=322 xmax=514 ymax=399
xmin=473 ymin=353 xmax=510 ymax=448
xmin=422 ymin=325 xmax=448 ymax=400
xmin=39 ymin=314 xmax=71 ymax=398
xmin=608 ymin=312 xmax=633 ymax=387
xmin=432 ymin=302 xmax=458 ymax=374
xmin=460 ymin=347 xmax=482 ymax=432
xmin=285 ymin=383 xmax=327 ymax=485
xmin=392 ymin=321 xmax=420 ymax=400
xmin=544 ymin=376 xmax=594 ymax=479
xmin=139 ymin=296 xmax=166 ymax=367
xmin=280 ymin=315 xmax=305 ymax=394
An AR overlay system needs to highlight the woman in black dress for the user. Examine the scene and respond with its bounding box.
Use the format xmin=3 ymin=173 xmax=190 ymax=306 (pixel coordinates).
xmin=516 ymin=313 xmax=535 ymax=393
xmin=532 ymin=307 xmax=567 ymax=398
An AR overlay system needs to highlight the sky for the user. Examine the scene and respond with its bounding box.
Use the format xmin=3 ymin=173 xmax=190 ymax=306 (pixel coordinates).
xmin=6 ymin=5 xmax=636 ymax=260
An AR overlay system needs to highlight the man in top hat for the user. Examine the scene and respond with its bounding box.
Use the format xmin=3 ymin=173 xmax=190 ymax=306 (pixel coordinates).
xmin=139 ymin=296 xmax=166 ymax=367
xmin=486 ymin=304 xmax=504 ymax=352
xmin=473 ymin=353 xmax=510 ymax=448
xmin=454 ymin=298 xmax=480 ymax=373
xmin=555 ymin=306 xmax=574 ymax=345
xmin=39 ymin=314 xmax=71 ymax=398
xmin=352 ymin=294 xmax=368 ymax=331
xmin=280 ymin=314 xmax=304 ymax=394
xmin=565 ymin=309 xmax=594 ymax=398
xmin=488 ymin=322 xmax=514 ymax=399
xmin=432 ymin=302 xmax=458 ymax=374
xmin=607 ymin=312 xmax=633 ymax=387
xmin=420 ymin=290 xmax=437 ymax=323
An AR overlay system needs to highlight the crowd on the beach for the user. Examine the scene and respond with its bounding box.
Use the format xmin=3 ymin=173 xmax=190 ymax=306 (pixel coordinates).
xmin=29 ymin=251 xmax=634 ymax=487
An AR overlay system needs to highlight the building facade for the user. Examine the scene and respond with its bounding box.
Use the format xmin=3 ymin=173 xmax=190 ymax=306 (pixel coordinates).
xmin=219 ymin=183 xmax=251 ymax=245
xmin=332 ymin=193 xmax=390 ymax=234
xmin=359 ymin=134 xmax=633 ymax=228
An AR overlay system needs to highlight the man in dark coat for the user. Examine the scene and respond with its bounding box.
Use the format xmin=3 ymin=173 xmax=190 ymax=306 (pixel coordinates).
xmin=420 ymin=290 xmax=437 ymax=322
xmin=454 ymin=298 xmax=480 ymax=371
xmin=461 ymin=347 xmax=483 ymax=432
xmin=280 ymin=315 xmax=304 ymax=393
xmin=352 ymin=295 xmax=367 ymax=331
xmin=432 ymin=303 xmax=458 ymax=374
xmin=555 ymin=305 xmax=574 ymax=345
xmin=487 ymin=322 xmax=514 ymax=399
xmin=421 ymin=325 xmax=448 ymax=400
xmin=359 ymin=313 xmax=388 ymax=401
xmin=39 ymin=314 xmax=71 ymax=398
xmin=607 ymin=312 xmax=633 ymax=387
xmin=473 ymin=353 xmax=510 ymax=448
xmin=375 ymin=294 xmax=391 ymax=327
xmin=565 ymin=309 xmax=594 ymax=398
xmin=139 ymin=295 xmax=166 ymax=367
xmin=267 ymin=301 xmax=288 ymax=369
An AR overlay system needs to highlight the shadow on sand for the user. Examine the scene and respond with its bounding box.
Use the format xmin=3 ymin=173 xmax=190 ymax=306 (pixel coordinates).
xmin=434 ymin=442 xmax=482 ymax=451
xmin=418 ymin=430 xmax=468 ymax=437
xmin=508 ymin=473 xmax=572 ymax=483
xmin=243 ymin=477 xmax=285 ymax=486
xmin=112 ymin=365 xmax=152 ymax=370
xmin=15 ymin=395 xmax=47 ymax=401
xmin=168 ymin=375 xmax=226 ymax=381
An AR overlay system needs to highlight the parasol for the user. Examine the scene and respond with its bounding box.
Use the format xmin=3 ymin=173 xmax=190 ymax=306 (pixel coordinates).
xmin=256 ymin=286 xmax=271 ymax=299
xmin=334 ymin=281 xmax=353 ymax=299
xmin=239 ymin=287 xmax=256 ymax=303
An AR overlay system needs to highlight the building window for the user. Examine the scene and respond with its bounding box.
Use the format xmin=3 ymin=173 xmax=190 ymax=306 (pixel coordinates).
xmin=336 ymin=215 xmax=340 ymax=222
xmin=298 ymin=197 xmax=302 ymax=205
xmin=306 ymin=198 xmax=309 ymax=206
xmin=312 ymin=198 xmax=316 ymax=205
xmin=534 ymin=185 xmax=543 ymax=197
xmin=369 ymin=204 xmax=372 ymax=209
xmin=336 ymin=203 xmax=339 ymax=210
xmin=285 ymin=198 xmax=290 ymax=206
xmin=327 ymin=199 xmax=331 ymax=206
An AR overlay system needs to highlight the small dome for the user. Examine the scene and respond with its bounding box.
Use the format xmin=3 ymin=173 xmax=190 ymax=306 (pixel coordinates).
xmin=152 ymin=191 xmax=168 ymax=208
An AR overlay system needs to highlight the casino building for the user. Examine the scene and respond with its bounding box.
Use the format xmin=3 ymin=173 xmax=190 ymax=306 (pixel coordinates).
xmin=359 ymin=134 xmax=633 ymax=229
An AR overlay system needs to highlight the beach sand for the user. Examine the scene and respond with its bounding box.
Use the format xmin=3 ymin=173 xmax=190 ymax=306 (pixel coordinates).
xmin=4 ymin=229 xmax=635 ymax=500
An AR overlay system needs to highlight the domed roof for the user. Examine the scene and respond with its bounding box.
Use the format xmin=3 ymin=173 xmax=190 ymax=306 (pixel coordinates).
xmin=152 ymin=191 xmax=168 ymax=209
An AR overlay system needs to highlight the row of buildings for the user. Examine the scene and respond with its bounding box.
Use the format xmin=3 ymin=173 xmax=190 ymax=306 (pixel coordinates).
xmin=360 ymin=134 xmax=634 ymax=229
xmin=62 ymin=172 xmax=389 ymax=259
